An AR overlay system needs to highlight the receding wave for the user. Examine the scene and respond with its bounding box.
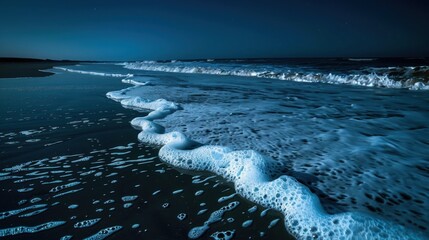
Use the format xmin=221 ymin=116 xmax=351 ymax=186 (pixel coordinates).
xmin=54 ymin=67 xmax=133 ymax=78
xmin=122 ymin=61 xmax=429 ymax=90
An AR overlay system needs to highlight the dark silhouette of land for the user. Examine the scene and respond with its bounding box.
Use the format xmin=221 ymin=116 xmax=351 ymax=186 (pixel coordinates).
xmin=0 ymin=58 xmax=80 ymax=78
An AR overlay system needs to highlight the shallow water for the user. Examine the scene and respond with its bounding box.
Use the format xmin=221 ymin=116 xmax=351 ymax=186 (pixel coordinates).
xmin=0 ymin=69 xmax=290 ymax=239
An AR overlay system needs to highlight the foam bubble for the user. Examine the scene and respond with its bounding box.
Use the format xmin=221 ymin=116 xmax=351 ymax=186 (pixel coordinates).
xmin=20 ymin=130 xmax=41 ymax=136
xmin=248 ymin=206 xmax=257 ymax=213
xmin=177 ymin=213 xmax=187 ymax=221
xmin=71 ymin=156 xmax=93 ymax=163
xmin=83 ymin=226 xmax=122 ymax=240
xmin=0 ymin=204 xmax=47 ymax=220
xmin=17 ymin=188 xmax=33 ymax=192
xmin=49 ymin=181 xmax=81 ymax=193
xmin=188 ymin=201 xmax=240 ymax=239
xmin=210 ymin=230 xmax=235 ymax=240
xmin=74 ymin=218 xmax=101 ymax=228
xmin=132 ymin=224 xmax=140 ymax=229
xmin=172 ymin=189 xmax=183 ymax=195
xmin=0 ymin=221 xmax=65 ymax=237
xmin=268 ymin=218 xmax=280 ymax=229
xmin=218 ymin=193 xmax=236 ymax=203
xmin=18 ymin=208 xmax=48 ymax=218
xmin=104 ymin=199 xmax=114 ymax=204
xmin=121 ymin=196 xmax=138 ymax=202
xmin=52 ymin=188 xmax=83 ymax=198
xmin=242 ymin=220 xmax=253 ymax=228
xmin=197 ymin=209 xmax=208 ymax=215
xmin=162 ymin=203 xmax=169 ymax=208
xmin=195 ymin=190 xmax=204 ymax=196
xmin=30 ymin=197 xmax=42 ymax=203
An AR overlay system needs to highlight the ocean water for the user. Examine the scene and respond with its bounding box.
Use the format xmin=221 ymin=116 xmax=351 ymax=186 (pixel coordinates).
xmin=1 ymin=58 xmax=428 ymax=239
xmin=58 ymin=60 xmax=428 ymax=239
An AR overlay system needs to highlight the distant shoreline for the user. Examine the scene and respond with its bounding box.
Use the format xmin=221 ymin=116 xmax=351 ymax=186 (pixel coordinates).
xmin=0 ymin=58 xmax=80 ymax=78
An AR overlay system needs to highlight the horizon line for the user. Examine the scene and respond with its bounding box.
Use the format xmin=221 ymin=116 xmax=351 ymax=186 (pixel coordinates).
xmin=1 ymin=56 xmax=429 ymax=63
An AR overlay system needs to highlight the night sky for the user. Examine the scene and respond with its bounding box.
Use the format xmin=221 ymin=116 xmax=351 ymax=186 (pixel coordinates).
xmin=1 ymin=0 xmax=428 ymax=61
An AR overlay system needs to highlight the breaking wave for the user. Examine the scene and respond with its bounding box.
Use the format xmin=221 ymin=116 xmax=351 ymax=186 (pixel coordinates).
xmin=122 ymin=61 xmax=429 ymax=90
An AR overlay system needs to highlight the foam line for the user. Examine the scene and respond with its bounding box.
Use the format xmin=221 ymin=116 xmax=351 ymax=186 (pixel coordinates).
xmin=106 ymin=78 xmax=425 ymax=239
xmin=121 ymin=78 xmax=150 ymax=86
xmin=54 ymin=67 xmax=133 ymax=78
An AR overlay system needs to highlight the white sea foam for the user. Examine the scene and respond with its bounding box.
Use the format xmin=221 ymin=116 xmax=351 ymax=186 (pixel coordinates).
xmin=242 ymin=220 xmax=253 ymax=228
xmin=106 ymin=78 xmax=426 ymax=239
xmin=54 ymin=67 xmax=133 ymax=78
xmin=121 ymin=78 xmax=151 ymax=86
xmin=20 ymin=130 xmax=41 ymax=136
